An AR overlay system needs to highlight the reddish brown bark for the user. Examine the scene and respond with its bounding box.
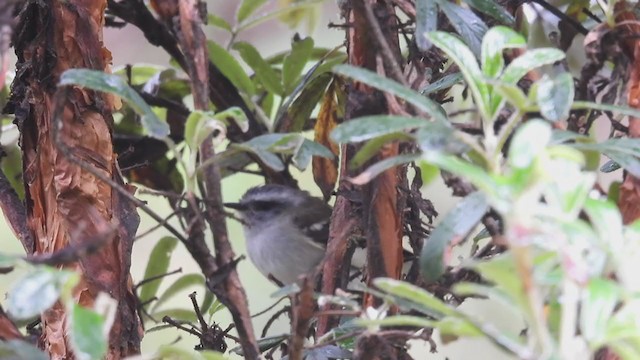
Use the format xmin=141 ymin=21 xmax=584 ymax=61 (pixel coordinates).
xmin=349 ymin=0 xmax=404 ymax=306
xmin=9 ymin=0 xmax=141 ymax=358
xmin=615 ymin=3 xmax=640 ymax=226
xmin=0 ymin=305 xmax=22 ymax=341
xmin=319 ymin=1 xmax=405 ymax=336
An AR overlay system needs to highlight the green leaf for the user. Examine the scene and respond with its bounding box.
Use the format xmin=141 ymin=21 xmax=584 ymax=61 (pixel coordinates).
xmin=584 ymin=197 xmax=623 ymax=248
xmin=236 ymin=0 xmax=323 ymax=33
xmin=481 ymin=26 xmax=526 ymax=78
xmin=7 ymin=267 xmax=78 ymax=319
xmin=333 ymin=65 xmax=448 ymax=123
xmin=421 ymin=192 xmax=488 ymax=283
xmin=282 ymin=37 xmax=314 ymax=93
xmin=292 ymin=138 xmax=335 ymax=170
xmin=331 ymin=115 xmax=428 ymax=143
xmin=70 ymin=304 xmax=107 ymax=360
xmin=355 ymin=315 xmax=436 ymax=328
xmin=464 ymin=0 xmax=515 ymax=25
xmin=420 ymin=72 xmax=463 ymax=95
xmin=436 ymin=317 xmax=484 ymax=337
xmin=231 ymin=334 xmax=288 ymax=355
xmin=572 ymin=101 xmax=640 ymax=119
xmin=0 ymin=340 xmax=48 ymax=360
xmin=468 ymin=254 xmax=528 ymax=310
xmin=139 ymin=236 xmax=179 ymax=304
xmin=601 ymin=159 xmax=621 ymax=173
xmin=349 ymin=154 xmax=421 ymax=185
xmin=374 ymin=278 xmax=458 ymax=317
xmin=152 ymin=274 xmax=206 ymax=312
xmin=283 ymin=72 xmax=333 ymax=132
xmin=491 ymin=82 xmax=530 ymax=111
xmin=237 ymin=0 xmax=268 ymax=22
xmin=508 ymin=120 xmax=551 ymax=169
xmin=350 ymin=133 xmax=413 ymax=169
xmin=154 ymin=308 xmax=198 ymax=323
xmin=535 ymin=73 xmax=574 ymax=122
xmin=208 ymin=14 xmax=232 ymax=32
xmin=415 ymin=0 xmax=439 ymax=51
xmin=437 ymin=0 xmax=488 ymax=57
xmin=234 ymin=42 xmax=284 ymax=95
xmin=426 ymin=31 xmax=490 ymax=120
xmin=233 ymin=133 xmax=333 ymax=171
xmin=415 ymin=120 xmax=467 ymax=154
xmin=59 ymin=69 xmax=170 ymax=139
xmin=207 ymin=41 xmax=256 ymax=96
xmin=580 ymin=279 xmax=619 ymax=344
xmin=453 ymin=282 xmax=518 ymax=314
xmin=421 ymin=156 xmax=499 ymax=201
xmin=184 ymin=110 xmax=227 ymax=151
xmin=571 ymin=138 xmax=640 ymax=178
xmin=500 ymin=48 xmax=565 ymax=85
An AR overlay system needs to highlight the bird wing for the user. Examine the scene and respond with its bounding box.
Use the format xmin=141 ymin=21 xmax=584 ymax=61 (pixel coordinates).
xmin=292 ymin=197 xmax=332 ymax=247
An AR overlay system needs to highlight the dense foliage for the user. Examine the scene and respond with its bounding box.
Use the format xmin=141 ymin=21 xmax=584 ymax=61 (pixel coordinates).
xmin=2 ymin=0 xmax=640 ymax=359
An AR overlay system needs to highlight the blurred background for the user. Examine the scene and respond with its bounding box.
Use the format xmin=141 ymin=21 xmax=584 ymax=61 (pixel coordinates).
xmin=0 ymin=1 xmax=556 ymax=358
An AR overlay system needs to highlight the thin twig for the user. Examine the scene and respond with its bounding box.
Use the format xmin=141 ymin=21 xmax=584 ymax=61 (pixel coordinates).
xmin=134 ymin=268 xmax=182 ymax=291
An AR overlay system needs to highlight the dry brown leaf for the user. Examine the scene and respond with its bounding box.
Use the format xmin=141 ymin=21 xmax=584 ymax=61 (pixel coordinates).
xmin=313 ymin=78 xmax=341 ymax=200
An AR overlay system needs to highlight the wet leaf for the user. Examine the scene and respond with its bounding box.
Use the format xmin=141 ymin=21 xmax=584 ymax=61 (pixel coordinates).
xmin=139 ymin=236 xmax=179 ymax=304
xmin=421 ymin=192 xmax=488 ymax=283
xmin=59 ymin=69 xmax=169 ymax=139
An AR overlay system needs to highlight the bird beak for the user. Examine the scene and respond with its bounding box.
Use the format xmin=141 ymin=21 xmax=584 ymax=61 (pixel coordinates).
xmin=223 ymin=202 xmax=247 ymax=211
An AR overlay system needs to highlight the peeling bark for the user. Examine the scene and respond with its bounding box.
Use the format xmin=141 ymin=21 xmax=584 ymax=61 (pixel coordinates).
xmin=8 ymin=0 xmax=141 ymax=358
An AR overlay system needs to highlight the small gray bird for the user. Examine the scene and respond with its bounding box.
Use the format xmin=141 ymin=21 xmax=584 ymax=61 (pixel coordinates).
xmin=224 ymin=184 xmax=332 ymax=285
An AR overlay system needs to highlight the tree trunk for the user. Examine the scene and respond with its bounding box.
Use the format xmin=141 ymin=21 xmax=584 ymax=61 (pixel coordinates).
xmin=8 ymin=0 xmax=141 ymax=358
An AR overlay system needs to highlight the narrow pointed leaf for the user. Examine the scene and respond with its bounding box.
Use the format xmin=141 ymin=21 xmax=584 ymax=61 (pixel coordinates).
xmin=59 ymin=69 xmax=169 ymax=139
xmin=333 ymin=65 xmax=448 ymax=123
xmin=421 ymin=192 xmax=488 ymax=282
xmin=139 ymin=236 xmax=179 ymax=303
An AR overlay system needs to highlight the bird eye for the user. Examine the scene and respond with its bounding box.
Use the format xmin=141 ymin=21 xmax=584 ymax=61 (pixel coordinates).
xmin=250 ymin=200 xmax=275 ymax=212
